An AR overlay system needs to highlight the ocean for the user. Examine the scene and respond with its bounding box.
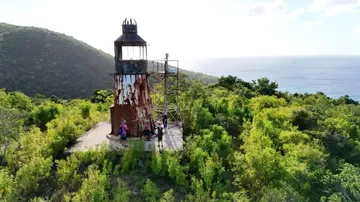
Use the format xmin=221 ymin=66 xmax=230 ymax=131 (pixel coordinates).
xmin=188 ymin=56 xmax=360 ymax=101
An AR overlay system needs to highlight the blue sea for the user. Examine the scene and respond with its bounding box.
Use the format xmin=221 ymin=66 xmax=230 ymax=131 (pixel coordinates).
xmin=188 ymin=56 xmax=360 ymax=101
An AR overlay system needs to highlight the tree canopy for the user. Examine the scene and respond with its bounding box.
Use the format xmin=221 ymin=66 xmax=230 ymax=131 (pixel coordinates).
xmin=1 ymin=75 xmax=360 ymax=201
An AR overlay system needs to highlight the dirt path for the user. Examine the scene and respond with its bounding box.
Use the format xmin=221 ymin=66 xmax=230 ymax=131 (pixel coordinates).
xmin=68 ymin=122 xmax=183 ymax=153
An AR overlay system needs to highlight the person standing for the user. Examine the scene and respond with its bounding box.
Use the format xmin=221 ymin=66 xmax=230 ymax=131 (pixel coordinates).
xmin=157 ymin=124 xmax=164 ymax=150
xmin=143 ymin=126 xmax=151 ymax=141
xmin=162 ymin=113 xmax=168 ymax=129
xmin=119 ymin=120 xmax=128 ymax=147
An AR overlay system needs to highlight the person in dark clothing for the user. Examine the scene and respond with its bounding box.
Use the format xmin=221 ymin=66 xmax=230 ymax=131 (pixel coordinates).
xmin=162 ymin=113 xmax=168 ymax=129
xmin=143 ymin=126 xmax=151 ymax=141
xmin=157 ymin=125 xmax=164 ymax=149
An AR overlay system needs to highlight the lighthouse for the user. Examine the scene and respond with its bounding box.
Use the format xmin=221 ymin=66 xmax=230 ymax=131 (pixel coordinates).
xmin=110 ymin=18 xmax=152 ymax=137
xmin=67 ymin=19 xmax=183 ymax=153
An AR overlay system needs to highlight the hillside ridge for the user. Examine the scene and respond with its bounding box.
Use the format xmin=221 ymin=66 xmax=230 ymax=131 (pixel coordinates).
xmin=0 ymin=23 xmax=217 ymax=98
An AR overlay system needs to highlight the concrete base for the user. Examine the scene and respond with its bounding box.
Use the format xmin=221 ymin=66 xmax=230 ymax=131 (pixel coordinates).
xmin=67 ymin=122 xmax=183 ymax=153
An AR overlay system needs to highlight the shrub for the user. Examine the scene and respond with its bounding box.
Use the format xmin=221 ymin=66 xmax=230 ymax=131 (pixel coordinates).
xmin=13 ymin=157 xmax=52 ymax=200
xmin=31 ymin=102 xmax=60 ymax=130
xmin=167 ymin=154 xmax=188 ymax=187
xmin=112 ymin=178 xmax=131 ymax=202
xmin=71 ymin=165 xmax=109 ymax=202
xmin=160 ymin=189 xmax=175 ymax=202
xmin=121 ymin=140 xmax=145 ymax=173
xmin=80 ymin=102 xmax=91 ymax=119
xmin=0 ymin=168 xmax=14 ymax=201
xmin=8 ymin=91 xmax=34 ymax=111
xmin=151 ymin=151 xmax=168 ymax=176
xmin=55 ymin=154 xmax=82 ymax=189
xmin=142 ymin=179 xmax=160 ymax=202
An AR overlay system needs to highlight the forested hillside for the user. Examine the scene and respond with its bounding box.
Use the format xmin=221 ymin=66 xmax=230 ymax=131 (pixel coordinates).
xmin=0 ymin=23 xmax=217 ymax=99
xmin=1 ymin=75 xmax=360 ymax=202
xmin=0 ymin=23 xmax=114 ymax=99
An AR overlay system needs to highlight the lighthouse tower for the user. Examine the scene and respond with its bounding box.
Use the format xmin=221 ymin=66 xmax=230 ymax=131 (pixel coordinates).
xmin=110 ymin=18 xmax=152 ymax=137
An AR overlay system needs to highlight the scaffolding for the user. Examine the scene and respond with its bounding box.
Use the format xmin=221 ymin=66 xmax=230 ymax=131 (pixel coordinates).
xmin=148 ymin=53 xmax=180 ymax=126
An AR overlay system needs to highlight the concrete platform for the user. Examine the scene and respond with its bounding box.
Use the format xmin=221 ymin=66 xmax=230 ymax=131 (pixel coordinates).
xmin=67 ymin=122 xmax=183 ymax=153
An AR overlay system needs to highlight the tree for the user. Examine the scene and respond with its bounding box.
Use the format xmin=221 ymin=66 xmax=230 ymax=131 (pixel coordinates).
xmin=195 ymin=107 xmax=214 ymax=130
xmin=334 ymin=163 xmax=360 ymax=201
xmin=250 ymin=95 xmax=286 ymax=113
xmin=0 ymin=107 xmax=25 ymax=164
xmin=91 ymin=89 xmax=113 ymax=103
xmin=260 ymin=184 xmax=303 ymax=202
xmin=0 ymin=168 xmax=14 ymax=201
xmin=31 ymin=102 xmax=61 ymax=131
xmin=215 ymin=76 xmax=253 ymax=92
xmin=252 ymin=77 xmax=278 ymax=96
xmin=334 ymin=95 xmax=359 ymax=105
xmin=160 ymin=189 xmax=176 ymax=202
xmin=71 ymin=165 xmax=109 ymax=202
xmin=7 ymin=91 xmax=34 ymax=111
xmin=233 ymin=128 xmax=286 ymax=196
xmin=290 ymin=108 xmax=319 ymax=131
xmin=185 ymin=177 xmax=214 ymax=202
xmin=216 ymin=75 xmax=238 ymax=91
xmin=112 ymin=179 xmax=131 ymax=202
xmin=55 ymin=154 xmax=82 ymax=189
xmin=142 ymin=179 xmax=160 ymax=202
xmin=13 ymin=157 xmax=52 ymax=200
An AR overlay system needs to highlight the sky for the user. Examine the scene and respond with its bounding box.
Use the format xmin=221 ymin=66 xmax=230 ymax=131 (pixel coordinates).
xmin=1 ymin=0 xmax=360 ymax=69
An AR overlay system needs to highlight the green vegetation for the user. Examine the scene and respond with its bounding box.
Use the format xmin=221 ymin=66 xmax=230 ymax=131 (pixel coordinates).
xmin=0 ymin=23 xmax=217 ymax=99
xmin=0 ymin=23 xmax=114 ymax=99
xmin=180 ymin=69 xmax=217 ymax=85
xmin=1 ymin=73 xmax=360 ymax=201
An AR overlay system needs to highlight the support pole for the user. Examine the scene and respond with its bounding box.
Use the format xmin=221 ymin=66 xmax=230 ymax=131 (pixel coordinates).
xmin=164 ymin=53 xmax=169 ymax=114
xmin=176 ymin=60 xmax=179 ymax=124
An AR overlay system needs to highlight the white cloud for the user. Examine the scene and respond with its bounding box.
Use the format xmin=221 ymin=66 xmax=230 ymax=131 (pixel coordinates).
xmin=309 ymin=0 xmax=360 ymax=16
xmin=303 ymin=20 xmax=324 ymax=29
xmin=247 ymin=5 xmax=266 ymax=16
xmin=308 ymin=0 xmax=329 ymax=12
xmin=284 ymin=8 xmax=306 ymax=21
xmin=351 ymin=8 xmax=360 ymax=13
xmin=246 ymin=0 xmax=289 ymax=16
xmin=324 ymin=4 xmax=355 ymax=16
xmin=355 ymin=26 xmax=360 ymax=33
xmin=329 ymin=0 xmax=359 ymax=7
xmin=268 ymin=0 xmax=289 ymax=14
xmin=244 ymin=0 xmax=304 ymax=22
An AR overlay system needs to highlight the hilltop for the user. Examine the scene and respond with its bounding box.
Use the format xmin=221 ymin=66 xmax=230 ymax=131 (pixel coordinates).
xmin=0 ymin=23 xmax=217 ymax=98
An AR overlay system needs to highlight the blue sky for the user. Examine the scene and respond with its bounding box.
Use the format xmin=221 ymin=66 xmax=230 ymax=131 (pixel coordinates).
xmin=1 ymin=0 xmax=360 ymax=68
